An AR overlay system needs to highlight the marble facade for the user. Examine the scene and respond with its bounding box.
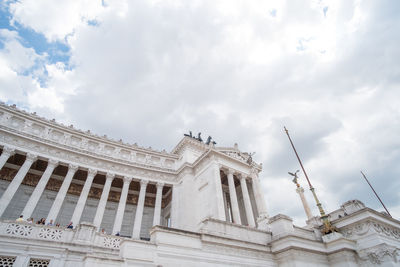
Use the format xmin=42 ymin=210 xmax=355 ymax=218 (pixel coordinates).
xmin=0 ymin=103 xmax=399 ymax=267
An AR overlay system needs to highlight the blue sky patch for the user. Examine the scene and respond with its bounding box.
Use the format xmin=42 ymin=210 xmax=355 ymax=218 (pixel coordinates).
xmin=0 ymin=3 xmax=71 ymax=66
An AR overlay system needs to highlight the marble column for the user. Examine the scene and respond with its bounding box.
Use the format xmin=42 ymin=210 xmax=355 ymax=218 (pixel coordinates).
xmin=0 ymin=153 xmax=37 ymax=217
xmin=153 ymin=182 xmax=164 ymax=226
xmin=239 ymin=174 xmax=255 ymax=227
xmin=213 ymin=163 xmax=226 ymax=221
xmin=0 ymin=146 xmax=15 ymax=170
xmin=112 ymin=176 xmax=131 ymax=235
xmin=93 ymin=172 xmax=115 ymax=230
xmin=46 ymin=164 xmax=78 ymax=222
xmin=132 ymin=180 xmax=148 ymax=239
xmin=170 ymin=184 xmax=179 ymax=228
xmin=251 ymin=171 xmax=270 ymax=230
xmin=227 ymin=169 xmax=241 ymax=224
xmin=296 ymin=187 xmax=313 ymax=220
xmin=70 ymin=168 xmax=97 ymax=225
xmin=252 ymin=173 xmax=269 ymax=218
xmin=22 ymin=158 xmax=59 ymax=218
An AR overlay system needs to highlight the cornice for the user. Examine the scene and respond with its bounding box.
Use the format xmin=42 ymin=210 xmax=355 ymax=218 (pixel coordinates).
xmin=333 ymin=208 xmax=400 ymax=228
xmin=171 ymin=136 xmax=212 ymax=155
xmin=0 ymin=102 xmax=178 ymax=159
xmin=0 ymin=130 xmax=178 ymax=184
xmin=0 ymin=106 xmax=179 ymax=171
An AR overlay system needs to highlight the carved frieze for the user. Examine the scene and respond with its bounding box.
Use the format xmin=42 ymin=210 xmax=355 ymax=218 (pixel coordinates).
xmin=0 ymin=104 xmax=178 ymax=175
xmin=0 ymin=167 xmax=18 ymax=181
xmin=342 ymin=220 xmax=400 ymax=240
xmin=67 ymin=183 xmax=83 ymax=196
xmin=108 ymin=191 xmax=120 ymax=202
xmin=0 ymin=130 xmax=178 ymax=183
xmin=358 ymin=244 xmax=399 ymax=265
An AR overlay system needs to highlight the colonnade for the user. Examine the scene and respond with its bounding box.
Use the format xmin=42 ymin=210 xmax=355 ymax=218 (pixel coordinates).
xmin=0 ymin=146 xmax=166 ymax=238
xmin=218 ymin=167 xmax=268 ymax=228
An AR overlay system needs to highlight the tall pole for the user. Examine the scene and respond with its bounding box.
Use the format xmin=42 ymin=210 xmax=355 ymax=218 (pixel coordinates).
xmin=360 ymin=171 xmax=391 ymax=217
xmin=284 ymin=126 xmax=336 ymax=234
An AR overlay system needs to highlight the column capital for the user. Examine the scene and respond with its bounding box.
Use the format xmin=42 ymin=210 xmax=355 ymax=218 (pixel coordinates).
xmin=106 ymin=172 xmax=115 ymax=180
xmin=296 ymin=187 xmax=305 ymax=194
xmin=123 ymin=176 xmax=132 ymax=184
xmin=68 ymin=164 xmax=79 ymax=172
xmin=227 ymin=168 xmax=235 ymax=176
xmin=25 ymin=153 xmax=37 ymax=163
xmin=140 ymin=179 xmax=149 ymax=186
xmin=238 ymin=173 xmax=247 ymax=181
xmin=1 ymin=146 xmax=15 ymax=157
xmin=156 ymin=182 xmax=165 ymax=189
xmin=88 ymin=168 xmax=97 ymax=177
xmin=48 ymin=159 xmax=59 ymax=168
xmin=250 ymin=167 xmax=259 ymax=177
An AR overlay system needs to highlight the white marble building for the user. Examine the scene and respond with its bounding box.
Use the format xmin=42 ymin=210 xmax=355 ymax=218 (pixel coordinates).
xmin=0 ymin=103 xmax=399 ymax=267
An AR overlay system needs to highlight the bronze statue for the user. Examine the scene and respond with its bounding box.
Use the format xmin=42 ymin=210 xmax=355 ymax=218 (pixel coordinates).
xmin=288 ymin=170 xmax=300 ymax=187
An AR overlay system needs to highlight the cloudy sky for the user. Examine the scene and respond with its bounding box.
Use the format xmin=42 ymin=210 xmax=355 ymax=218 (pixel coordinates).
xmin=1 ymin=0 xmax=399 ymax=225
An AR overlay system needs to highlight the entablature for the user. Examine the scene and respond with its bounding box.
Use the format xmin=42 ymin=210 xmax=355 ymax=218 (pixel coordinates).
xmin=0 ymin=131 xmax=178 ymax=184
xmin=0 ymin=103 xmax=178 ymax=171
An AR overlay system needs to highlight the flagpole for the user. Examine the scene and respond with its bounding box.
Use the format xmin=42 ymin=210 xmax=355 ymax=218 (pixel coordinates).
xmin=360 ymin=171 xmax=391 ymax=217
xmin=284 ymin=126 xmax=336 ymax=234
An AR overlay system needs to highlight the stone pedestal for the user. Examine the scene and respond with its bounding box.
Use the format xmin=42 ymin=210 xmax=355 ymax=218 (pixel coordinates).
xmin=269 ymin=214 xmax=293 ymax=236
xmin=257 ymin=215 xmax=271 ymax=231
xmin=73 ymin=222 xmax=96 ymax=245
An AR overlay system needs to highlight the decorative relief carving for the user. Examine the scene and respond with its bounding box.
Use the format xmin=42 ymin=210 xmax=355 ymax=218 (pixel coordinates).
xmin=50 ymin=130 xmax=63 ymax=142
xmin=0 ymin=109 xmax=180 ymax=185
xmin=372 ymin=221 xmax=400 ymax=239
xmin=9 ymin=116 xmax=25 ymax=129
xmin=0 ymin=167 xmax=18 ymax=181
xmin=102 ymin=236 xmax=121 ymax=248
xmin=108 ymin=191 xmax=120 ymax=202
xmin=88 ymin=187 xmax=102 ymax=199
xmin=359 ymin=244 xmax=399 ymax=265
xmin=127 ymin=195 xmax=138 ymax=205
xmin=46 ymin=179 xmax=62 ymax=191
xmin=6 ymin=223 xmax=33 ymax=237
xmin=22 ymin=173 xmax=41 ymax=187
xmin=38 ymin=227 xmax=63 ymax=240
xmin=342 ymin=220 xmax=400 ymax=240
xmin=145 ymin=197 xmax=155 ymax=207
xmin=67 ymin=183 xmax=83 ymax=196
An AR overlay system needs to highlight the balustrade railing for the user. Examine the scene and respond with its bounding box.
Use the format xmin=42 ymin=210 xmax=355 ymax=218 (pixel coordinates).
xmin=0 ymin=220 xmax=123 ymax=249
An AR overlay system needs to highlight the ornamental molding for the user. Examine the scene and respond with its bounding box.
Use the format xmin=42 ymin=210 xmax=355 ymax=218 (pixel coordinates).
xmin=218 ymin=149 xmax=262 ymax=170
xmin=0 ymin=103 xmax=177 ymax=158
xmin=171 ymin=136 xmax=212 ymax=155
xmin=341 ymin=219 xmax=400 ymax=240
xmin=0 ymin=105 xmax=177 ymax=170
xmin=358 ymin=244 xmax=399 ymax=265
xmin=0 ymin=131 xmax=178 ymax=183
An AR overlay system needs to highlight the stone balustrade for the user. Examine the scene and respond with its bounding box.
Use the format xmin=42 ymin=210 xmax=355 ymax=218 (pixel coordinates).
xmin=0 ymin=220 xmax=124 ymax=250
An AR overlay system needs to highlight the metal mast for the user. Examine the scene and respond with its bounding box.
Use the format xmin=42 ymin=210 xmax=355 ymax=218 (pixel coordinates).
xmin=284 ymin=126 xmax=336 ymax=234
xmin=360 ymin=171 xmax=391 ymax=217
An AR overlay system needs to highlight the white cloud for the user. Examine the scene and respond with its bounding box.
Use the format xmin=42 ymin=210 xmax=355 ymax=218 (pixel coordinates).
xmin=10 ymin=0 xmax=105 ymax=42
xmin=1 ymin=0 xmax=400 ymax=224
xmin=0 ymin=30 xmax=77 ymax=113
